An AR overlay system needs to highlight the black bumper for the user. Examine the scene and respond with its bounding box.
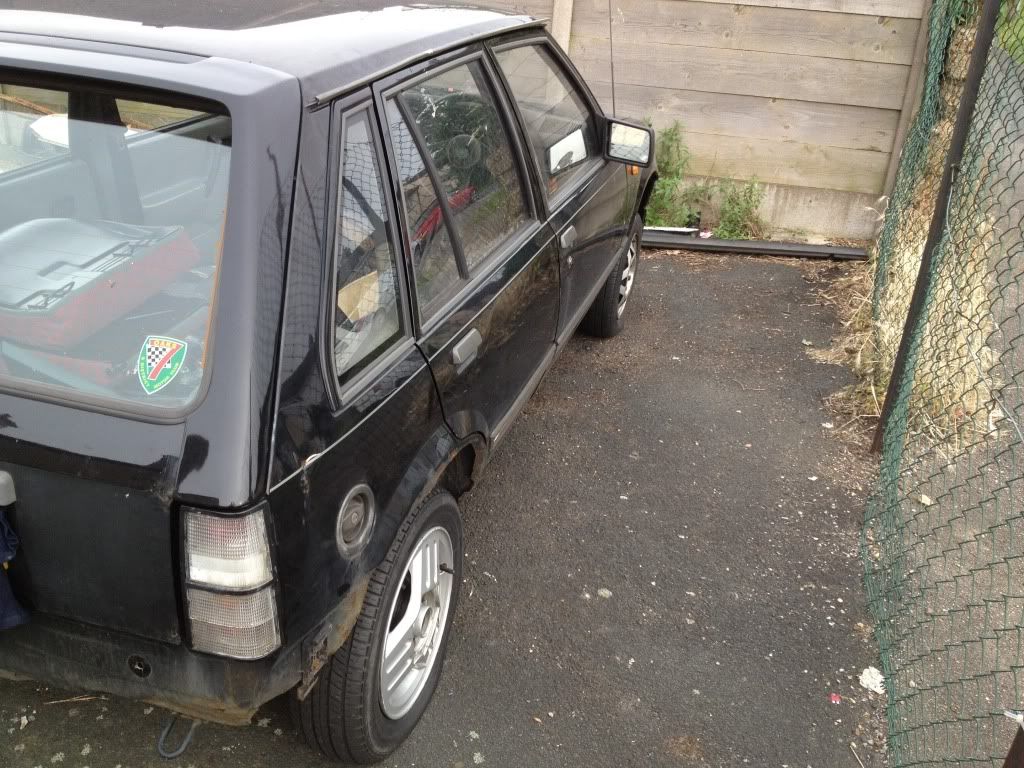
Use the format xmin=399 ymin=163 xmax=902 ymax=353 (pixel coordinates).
xmin=0 ymin=614 xmax=301 ymax=725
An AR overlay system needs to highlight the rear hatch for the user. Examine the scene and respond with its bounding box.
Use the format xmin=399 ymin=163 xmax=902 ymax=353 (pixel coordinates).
xmin=0 ymin=400 xmax=185 ymax=642
xmin=0 ymin=78 xmax=233 ymax=642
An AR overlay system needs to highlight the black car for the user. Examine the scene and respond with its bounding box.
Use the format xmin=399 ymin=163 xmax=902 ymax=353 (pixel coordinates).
xmin=0 ymin=6 xmax=656 ymax=763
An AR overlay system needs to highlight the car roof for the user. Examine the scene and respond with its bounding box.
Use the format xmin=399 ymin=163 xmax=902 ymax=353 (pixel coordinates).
xmin=0 ymin=5 xmax=543 ymax=101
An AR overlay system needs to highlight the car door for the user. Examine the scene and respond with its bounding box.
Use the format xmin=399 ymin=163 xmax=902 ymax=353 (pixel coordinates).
xmin=376 ymin=50 xmax=559 ymax=443
xmin=492 ymin=38 xmax=630 ymax=341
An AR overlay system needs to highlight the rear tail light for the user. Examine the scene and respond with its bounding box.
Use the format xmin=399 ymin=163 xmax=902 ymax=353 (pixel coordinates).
xmin=185 ymin=586 xmax=280 ymax=660
xmin=184 ymin=511 xmax=272 ymax=590
xmin=182 ymin=507 xmax=281 ymax=660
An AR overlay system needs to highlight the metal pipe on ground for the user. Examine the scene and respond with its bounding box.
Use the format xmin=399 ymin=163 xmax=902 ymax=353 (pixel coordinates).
xmin=642 ymin=228 xmax=867 ymax=261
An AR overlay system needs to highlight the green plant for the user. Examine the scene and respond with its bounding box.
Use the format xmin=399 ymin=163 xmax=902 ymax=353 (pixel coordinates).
xmin=644 ymin=121 xmax=701 ymax=227
xmin=713 ymin=180 xmax=767 ymax=240
xmin=678 ymin=178 xmax=716 ymax=213
xmin=643 ymin=120 xmax=768 ymax=237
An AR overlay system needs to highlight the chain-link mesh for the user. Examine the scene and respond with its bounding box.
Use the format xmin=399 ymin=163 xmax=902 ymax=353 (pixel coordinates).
xmin=865 ymin=1 xmax=1024 ymax=765
xmin=871 ymin=0 xmax=977 ymax=393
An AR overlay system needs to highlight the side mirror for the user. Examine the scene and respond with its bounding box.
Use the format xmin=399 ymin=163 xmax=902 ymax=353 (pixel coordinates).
xmin=546 ymin=127 xmax=589 ymax=176
xmin=607 ymin=119 xmax=653 ymax=167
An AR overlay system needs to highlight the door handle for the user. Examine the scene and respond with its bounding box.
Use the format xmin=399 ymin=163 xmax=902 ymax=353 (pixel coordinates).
xmin=452 ymin=329 xmax=482 ymax=373
xmin=560 ymin=225 xmax=578 ymax=250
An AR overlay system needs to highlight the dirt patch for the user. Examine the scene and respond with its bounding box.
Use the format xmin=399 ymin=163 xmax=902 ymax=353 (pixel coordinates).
xmin=664 ymin=734 xmax=705 ymax=763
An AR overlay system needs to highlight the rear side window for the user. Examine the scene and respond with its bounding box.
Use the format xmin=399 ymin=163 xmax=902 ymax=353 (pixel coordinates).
xmin=0 ymin=78 xmax=231 ymax=411
xmin=386 ymin=58 xmax=530 ymax=319
xmin=394 ymin=61 xmax=528 ymax=272
xmin=495 ymin=44 xmax=600 ymax=200
xmin=333 ymin=108 xmax=404 ymax=382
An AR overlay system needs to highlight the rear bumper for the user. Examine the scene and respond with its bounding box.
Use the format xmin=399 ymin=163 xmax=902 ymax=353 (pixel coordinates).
xmin=0 ymin=614 xmax=301 ymax=725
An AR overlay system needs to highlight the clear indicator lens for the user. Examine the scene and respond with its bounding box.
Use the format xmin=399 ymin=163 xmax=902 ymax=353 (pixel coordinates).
xmin=185 ymin=511 xmax=272 ymax=590
xmin=186 ymin=586 xmax=280 ymax=659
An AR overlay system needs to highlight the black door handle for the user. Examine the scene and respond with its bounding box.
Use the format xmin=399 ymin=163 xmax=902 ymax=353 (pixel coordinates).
xmin=452 ymin=329 xmax=482 ymax=373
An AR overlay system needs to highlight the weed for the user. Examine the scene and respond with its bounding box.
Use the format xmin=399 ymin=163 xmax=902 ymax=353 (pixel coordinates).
xmin=644 ymin=120 xmax=767 ymax=237
xmin=645 ymin=121 xmax=700 ymax=227
xmin=713 ymin=180 xmax=767 ymax=240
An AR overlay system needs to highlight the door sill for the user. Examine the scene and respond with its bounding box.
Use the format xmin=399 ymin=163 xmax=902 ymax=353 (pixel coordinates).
xmin=491 ymin=344 xmax=557 ymax=447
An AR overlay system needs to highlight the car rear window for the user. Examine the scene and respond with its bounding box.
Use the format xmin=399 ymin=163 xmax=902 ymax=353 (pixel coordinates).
xmin=0 ymin=79 xmax=230 ymax=411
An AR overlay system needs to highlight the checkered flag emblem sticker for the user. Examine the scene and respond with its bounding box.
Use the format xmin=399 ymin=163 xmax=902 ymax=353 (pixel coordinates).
xmin=137 ymin=336 xmax=188 ymax=395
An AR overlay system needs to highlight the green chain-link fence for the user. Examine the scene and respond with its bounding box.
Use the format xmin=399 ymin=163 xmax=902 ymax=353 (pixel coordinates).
xmin=864 ymin=0 xmax=1024 ymax=764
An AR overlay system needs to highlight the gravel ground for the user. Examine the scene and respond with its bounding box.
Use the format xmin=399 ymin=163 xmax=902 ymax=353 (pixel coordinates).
xmin=2 ymin=251 xmax=885 ymax=767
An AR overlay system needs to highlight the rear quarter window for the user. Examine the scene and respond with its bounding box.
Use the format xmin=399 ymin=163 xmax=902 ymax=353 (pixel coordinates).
xmin=0 ymin=78 xmax=231 ymax=412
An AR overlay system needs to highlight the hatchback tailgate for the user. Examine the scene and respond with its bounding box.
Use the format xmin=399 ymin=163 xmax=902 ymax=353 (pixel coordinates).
xmin=0 ymin=396 xmax=184 ymax=644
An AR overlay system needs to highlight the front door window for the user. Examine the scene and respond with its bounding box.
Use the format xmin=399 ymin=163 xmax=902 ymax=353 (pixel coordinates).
xmin=495 ymin=44 xmax=600 ymax=200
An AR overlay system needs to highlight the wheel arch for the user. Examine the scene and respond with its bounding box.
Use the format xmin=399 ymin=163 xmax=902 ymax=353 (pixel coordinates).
xmin=403 ymin=426 xmax=487 ymax=515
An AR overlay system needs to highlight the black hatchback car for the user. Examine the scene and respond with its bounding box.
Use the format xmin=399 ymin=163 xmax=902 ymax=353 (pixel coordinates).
xmin=0 ymin=6 xmax=656 ymax=763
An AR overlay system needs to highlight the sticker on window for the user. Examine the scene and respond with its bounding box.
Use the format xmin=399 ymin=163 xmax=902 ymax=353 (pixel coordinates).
xmin=138 ymin=336 xmax=188 ymax=395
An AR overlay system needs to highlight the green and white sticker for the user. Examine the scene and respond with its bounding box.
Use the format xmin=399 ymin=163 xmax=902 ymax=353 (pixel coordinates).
xmin=138 ymin=336 xmax=187 ymax=395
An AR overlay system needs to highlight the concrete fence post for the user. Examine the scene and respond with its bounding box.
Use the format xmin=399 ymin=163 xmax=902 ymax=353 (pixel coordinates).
xmin=550 ymin=0 xmax=573 ymax=51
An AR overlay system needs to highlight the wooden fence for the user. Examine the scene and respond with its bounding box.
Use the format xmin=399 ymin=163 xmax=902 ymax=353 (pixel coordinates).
xmin=471 ymin=0 xmax=931 ymax=239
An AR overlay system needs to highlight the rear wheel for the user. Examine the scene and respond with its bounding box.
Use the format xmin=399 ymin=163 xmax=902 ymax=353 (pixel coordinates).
xmin=296 ymin=490 xmax=463 ymax=764
xmin=581 ymin=214 xmax=642 ymax=338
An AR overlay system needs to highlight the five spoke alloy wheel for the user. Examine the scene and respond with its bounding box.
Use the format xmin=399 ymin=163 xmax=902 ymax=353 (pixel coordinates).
xmin=617 ymin=233 xmax=639 ymax=317
xmin=379 ymin=526 xmax=455 ymax=720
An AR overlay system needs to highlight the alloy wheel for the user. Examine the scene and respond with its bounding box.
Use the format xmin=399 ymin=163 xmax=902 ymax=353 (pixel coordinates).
xmin=379 ymin=526 xmax=455 ymax=720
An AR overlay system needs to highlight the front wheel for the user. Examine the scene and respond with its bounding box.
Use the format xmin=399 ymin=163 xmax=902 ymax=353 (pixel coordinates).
xmin=581 ymin=215 xmax=642 ymax=338
xmin=296 ymin=490 xmax=463 ymax=764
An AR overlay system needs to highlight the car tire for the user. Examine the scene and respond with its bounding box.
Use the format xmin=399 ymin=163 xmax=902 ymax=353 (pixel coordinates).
xmin=296 ymin=489 xmax=463 ymax=764
xmin=581 ymin=214 xmax=642 ymax=338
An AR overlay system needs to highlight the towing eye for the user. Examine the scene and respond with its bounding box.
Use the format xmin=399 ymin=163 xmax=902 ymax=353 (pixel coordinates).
xmin=156 ymin=714 xmax=202 ymax=760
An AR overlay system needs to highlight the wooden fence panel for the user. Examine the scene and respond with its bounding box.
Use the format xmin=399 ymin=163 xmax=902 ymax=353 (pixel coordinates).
xmin=590 ymin=82 xmax=899 ymax=153
xmin=572 ymin=37 xmax=910 ymax=109
xmin=575 ymin=1 xmax=920 ymax=65
xmin=572 ymin=0 xmax=925 ymax=236
xmin=449 ymin=0 xmax=928 ymax=237
xmin=693 ymin=0 xmax=925 ymax=17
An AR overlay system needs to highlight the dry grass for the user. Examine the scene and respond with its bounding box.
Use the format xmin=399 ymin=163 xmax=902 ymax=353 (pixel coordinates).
xmin=944 ymin=22 xmax=977 ymax=82
xmin=810 ymin=260 xmax=883 ymax=446
xmin=873 ymin=16 xmax=1000 ymax=445
xmin=906 ymin=214 xmax=1000 ymax=447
